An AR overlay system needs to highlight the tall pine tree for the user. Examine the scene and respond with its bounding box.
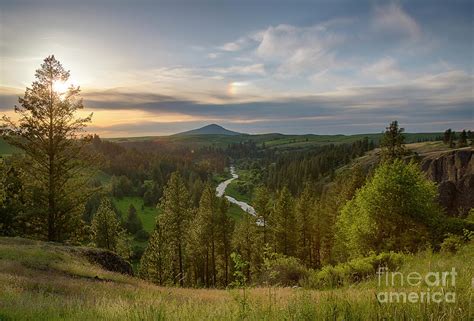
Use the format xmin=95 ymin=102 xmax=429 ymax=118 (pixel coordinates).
xmin=159 ymin=171 xmax=192 ymax=286
xmin=272 ymin=187 xmax=296 ymax=256
xmin=1 ymin=55 xmax=94 ymax=242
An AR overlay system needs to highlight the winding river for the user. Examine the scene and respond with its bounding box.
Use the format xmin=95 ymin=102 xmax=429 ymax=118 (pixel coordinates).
xmin=216 ymin=166 xmax=256 ymax=216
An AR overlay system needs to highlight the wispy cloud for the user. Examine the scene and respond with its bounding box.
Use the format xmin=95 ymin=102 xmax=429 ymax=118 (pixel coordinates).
xmin=372 ymin=3 xmax=421 ymax=41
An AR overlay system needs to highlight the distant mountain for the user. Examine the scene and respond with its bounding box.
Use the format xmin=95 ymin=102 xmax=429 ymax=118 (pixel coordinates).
xmin=174 ymin=124 xmax=242 ymax=136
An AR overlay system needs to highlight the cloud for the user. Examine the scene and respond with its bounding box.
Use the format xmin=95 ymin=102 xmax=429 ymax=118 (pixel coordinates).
xmin=372 ymin=3 xmax=421 ymax=41
xmin=211 ymin=63 xmax=265 ymax=76
xmin=361 ymin=57 xmax=406 ymax=83
xmin=255 ymin=24 xmax=344 ymax=76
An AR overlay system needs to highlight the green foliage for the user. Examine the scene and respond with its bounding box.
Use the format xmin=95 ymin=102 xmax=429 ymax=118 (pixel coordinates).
xmin=336 ymin=159 xmax=441 ymax=257
xmin=272 ymin=187 xmax=296 ymax=256
xmin=232 ymin=213 xmax=260 ymax=284
xmin=134 ymin=229 xmax=150 ymax=242
xmin=125 ymin=204 xmax=143 ymax=234
xmin=139 ymin=221 xmax=171 ymax=285
xmin=112 ymin=196 xmax=158 ymax=233
xmin=295 ymin=182 xmax=315 ymax=267
xmin=260 ymin=252 xmax=309 ymax=286
xmin=253 ymin=185 xmax=272 ymax=244
xmin=457 ymin=129 xmax=468 ymax=148
xmin=155 ymin=171 xmax=192 ymax=286
xmin=440 ymin=229 xmax=473 ymax=254
xmin=305 ymin=252 xmax=404 ymax=289
xmin=91 ymin=198 xmax=131 ymax=260
xmin=0 ymin=161 xmax=27 ymax=236
xmin=230 ymin=252 xmax=248 ymax=288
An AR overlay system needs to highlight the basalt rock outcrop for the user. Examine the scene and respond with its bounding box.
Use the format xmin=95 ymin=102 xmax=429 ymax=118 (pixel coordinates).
xmin=420 ymin=148 xmax=474 ymax=216
xmin=81 ymin=248 xmax=134 ymax=276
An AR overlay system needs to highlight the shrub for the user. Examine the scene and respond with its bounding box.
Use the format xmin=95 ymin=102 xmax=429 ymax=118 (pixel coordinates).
xmin=260 ymin=253 xmax=308 ymax=286
xmin=134 ymin=229 xmax=150 ymax=242
xmin=304 ymin=252 xmax=405 ymax=289
xmin=440 ymin=230 xmax=473 ymax=254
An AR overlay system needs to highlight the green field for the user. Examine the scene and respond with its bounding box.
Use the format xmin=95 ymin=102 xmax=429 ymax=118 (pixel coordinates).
xmin=1 ymin=237 xmax=472 ymax=320
xmin=112 ymin=196 xmax=160 ymax=233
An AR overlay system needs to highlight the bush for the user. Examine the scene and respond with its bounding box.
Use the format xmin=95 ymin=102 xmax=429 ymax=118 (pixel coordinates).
xmin=440 ymin=230 xmax=473 ymax=254
xmin=260 ymin=253 xmax=308 ymax=286
xmin=134 ymin=229 xmax=150 ymax=242
xmin=304 ymin=252 xmax=405 ymax=289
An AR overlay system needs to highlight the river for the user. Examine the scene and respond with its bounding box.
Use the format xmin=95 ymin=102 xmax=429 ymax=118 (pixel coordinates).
xmin=216 ymin=166 xmax=256 ymax=216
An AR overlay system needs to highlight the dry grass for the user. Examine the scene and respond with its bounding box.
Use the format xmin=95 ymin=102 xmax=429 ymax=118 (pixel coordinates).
xmin=0 ymin=237 xmax=472 ymax=320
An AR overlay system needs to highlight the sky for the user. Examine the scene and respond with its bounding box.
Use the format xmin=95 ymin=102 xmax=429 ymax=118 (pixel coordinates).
xmin=0 ymin=0 xmax=473 ymax=137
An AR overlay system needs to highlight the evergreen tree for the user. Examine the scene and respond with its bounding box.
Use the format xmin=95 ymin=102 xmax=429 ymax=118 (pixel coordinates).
xmin=189 ymin=183 xmax=219 ymax=287
xmin=458 ymin=130 xmax=468 ymax=148
xmin=91 ymin=198 xmax=130 ymax=259
xmin=1 ymin=55 xmax=94 ymax=242
xmin=159 ymin=171 xmax=192 ymax=286
xmin=380 ymin=120 xmax=407 ymax=161
xmin=216 ymin=198 xmax=234 ymax=286
xmin=139 ymin=221 xmax=170 ymax=285
xmin=253 ymin=185 xmax=272 ymax=245
xmin=295 ymin=182 xmax=315 ymax=266
xmin=125 ymin=204 xmax=142 ymax=234
xmin=272 ymin=187 xmax=296 ymax=256
xmin=0 ymin=164 xmax=26 ymax=236
xmin=443 ymin=129 xmax=452 ymax=145
xmin=232 ymin=213 xmax=259 ymax=283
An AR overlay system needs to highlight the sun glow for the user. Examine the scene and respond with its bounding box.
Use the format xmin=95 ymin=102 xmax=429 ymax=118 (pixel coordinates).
xmin=52 ymin=80 xmax=73 ymax=94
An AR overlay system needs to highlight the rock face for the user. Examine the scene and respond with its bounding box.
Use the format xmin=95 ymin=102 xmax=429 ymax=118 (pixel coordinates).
xmin=420 ymin=149 xmax=474 ymax=216
xmin=81 ymin=248 xmax=134 ymax=276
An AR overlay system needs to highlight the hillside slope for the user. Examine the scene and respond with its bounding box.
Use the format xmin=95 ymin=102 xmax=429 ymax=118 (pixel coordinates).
xmin=0 ymin=237 xmax=472 ymax=320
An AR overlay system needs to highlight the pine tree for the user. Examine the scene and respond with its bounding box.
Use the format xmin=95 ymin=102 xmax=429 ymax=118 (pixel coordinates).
xmin=458 ymin=130 xmax=468 ymax=148
xmin=272 ymin=187 xmax=296 ymax=256
xmin=91 ymin=198 xmax=130 ymax=259
xmin=253 ymin=185 xmax=272 ymax=245
xmin=295 ymin=182 xmax=315 ymax=266
xmin=159 ymin=171 xmax=192 ymax=286
xmin=380 ymin=120 xmax=407 ymax=161
xmin=189 ymin=183 xmax=219 ymax=287
xmin=139 ymin=221 xmax=170 ymax=285
xmin=232 ymin=213 xmax=259 ymax=283
xmin=216 ymin=198 xmax=234 ymax=286
xmin=1 ymin=55 xmax=94 ymax=242
xmin=125 ymin=204 xmax=142 ymax=234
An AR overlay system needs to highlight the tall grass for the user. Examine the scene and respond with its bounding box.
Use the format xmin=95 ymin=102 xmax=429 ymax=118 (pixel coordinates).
xmin=0 ymin=237 xmax=472 ymax=320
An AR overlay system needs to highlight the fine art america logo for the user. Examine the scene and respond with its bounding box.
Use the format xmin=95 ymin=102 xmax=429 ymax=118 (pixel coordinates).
xmin=376 ymin=267 xmax=457 ymax=304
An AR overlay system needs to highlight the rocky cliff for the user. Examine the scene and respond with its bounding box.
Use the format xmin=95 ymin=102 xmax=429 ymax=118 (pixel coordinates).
xmin=420 ymin=148 xmax=474 ymax=216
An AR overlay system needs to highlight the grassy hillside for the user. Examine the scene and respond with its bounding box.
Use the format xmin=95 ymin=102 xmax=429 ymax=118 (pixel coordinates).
xmin=0 ymin=237 xmax=472 ymax=320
